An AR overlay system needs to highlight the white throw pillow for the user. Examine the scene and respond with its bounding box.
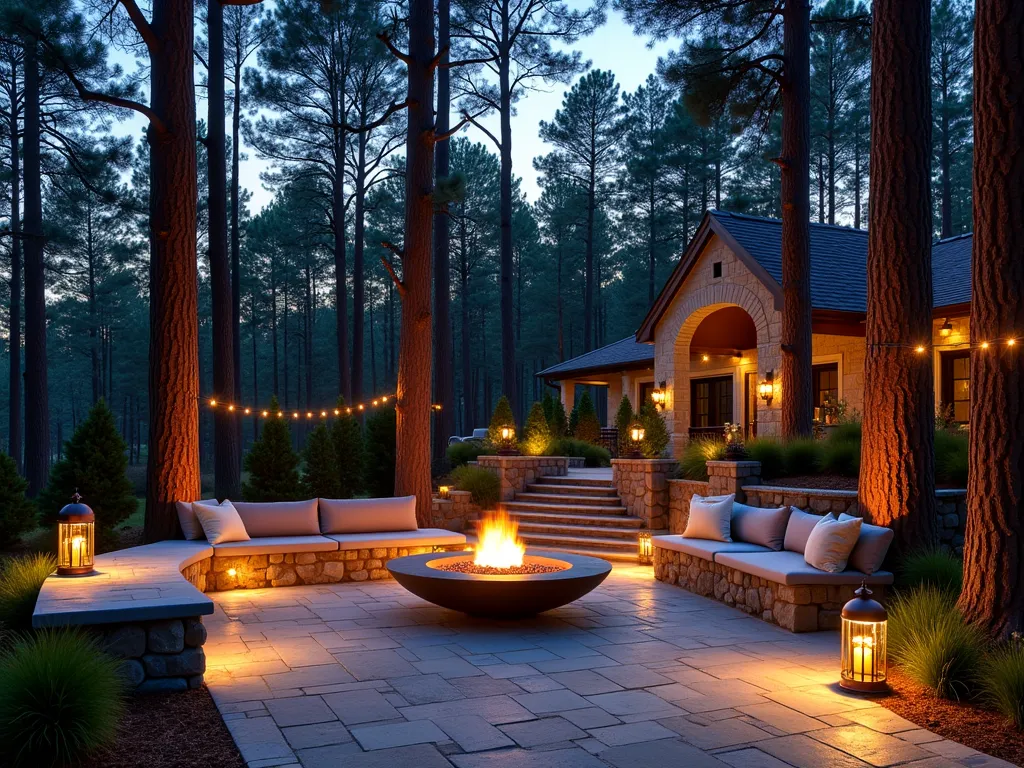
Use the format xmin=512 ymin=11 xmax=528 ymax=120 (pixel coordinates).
xmin=193 ymin=499 xmax=250 ymax=545
xmin=176 ymin=499 xmax=217 ymax=540
xmin=683 ymin=493 xmax=735 ymax=542
xmin=804 ymin=513 xmax=862 ymax=573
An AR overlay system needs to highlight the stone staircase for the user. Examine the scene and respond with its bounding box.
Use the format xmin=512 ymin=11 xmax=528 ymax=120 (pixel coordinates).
xmin=483 ymin=473 xmax=645 ymax=562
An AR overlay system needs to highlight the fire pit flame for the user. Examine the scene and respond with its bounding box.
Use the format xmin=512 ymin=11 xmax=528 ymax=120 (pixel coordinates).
xmin=474 ymin=510 xmax=525 ymax=569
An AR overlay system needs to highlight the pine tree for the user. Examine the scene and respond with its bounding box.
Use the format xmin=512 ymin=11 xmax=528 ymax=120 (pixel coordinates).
xmin=303 ymin=424 xmax=341 ymax=499
xmin=364 ymin=404 xmax=396 ymax=498
xmin=330 ymin=397 xmax=364 ymax=499
xmin=615 ymin=395 xmax=635 ymax=453
xmin=488 ymin=395 xmax=517 ymax=446
xmin=242 ymin=396 xmax=303 ymax=502
xmin=573 ymin=391 xmax=602 ymax=443
xmin=549 ymin=398 xmax=569 ymax=438
xmin=0 ymin=454 xmax=36 ymax=548
xmin=522 ymin=402 xmax=553 ymax=456
xmin=37 ymin=399 xmax=136 ymax=536
xmin=568 ymin=402 xmax=580 ymax=437
xmin=639 ymin=401 xmax=670 ymax=458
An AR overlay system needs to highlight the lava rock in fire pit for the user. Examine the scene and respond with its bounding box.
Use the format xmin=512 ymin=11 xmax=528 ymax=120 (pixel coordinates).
xmin=433 ymin=560 xmax=567 ymax=575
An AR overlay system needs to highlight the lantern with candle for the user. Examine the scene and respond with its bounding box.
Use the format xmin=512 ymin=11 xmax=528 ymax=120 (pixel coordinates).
xmin=840 ymin=582 xmax=888 ymax=693
xmin=637 ymin=529 xmax=653 ymax=565
xmin=438 ymin=485 xmax=451 ymax=499
xmin=57 ymin=492 xmax=95 ymax=576
xmin=628 ymin=421 xmax=645 ymax=458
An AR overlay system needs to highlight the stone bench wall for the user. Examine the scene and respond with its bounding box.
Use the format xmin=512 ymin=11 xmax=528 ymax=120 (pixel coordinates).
xmin=743 ymin=486 xmax=967 ymax=555
xmin=653 ymin=545 xmax=882 ymax=633
xmin=96 ymin=617 xmax=207 ymax=693
xmin=184 ymin=546 xmax=463 ymax=592
xmin=430 ymin=490 xmax=481 ymax=532
xmin=477 ymin=455 xmax=569 ymax=500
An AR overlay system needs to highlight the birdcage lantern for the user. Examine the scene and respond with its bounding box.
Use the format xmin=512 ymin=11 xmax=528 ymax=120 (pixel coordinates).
xmin=840 ymin=582 xmax=888 ymax=694
xmin=57 ymin=492 xmax=95 ymax=577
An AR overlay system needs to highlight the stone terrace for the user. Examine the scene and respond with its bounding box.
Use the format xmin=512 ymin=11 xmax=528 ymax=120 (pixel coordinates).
xmin=202 ymin=567 xmax=1011 ymax=768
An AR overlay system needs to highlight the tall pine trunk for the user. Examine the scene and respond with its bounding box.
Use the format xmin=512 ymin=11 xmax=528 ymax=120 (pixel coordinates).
xmin=331 ymin=30 xmax=350 ymax=401
xmin=958 ymin=0 xmax=1024 ymax=638
xmin=209 ymin=0 xmax=240 ymax=500
xmin=393 ymin=0 xmax=434 ymax=524
xmin=859 ymin=0 xmax=937 ymax=555
xmin=231 ymin=35 xmax=243 ymax=467
xmin=7 ymin=52 xmax=21 ymax=472
xmin=584 ymin=172 xmax=595 ymax=353
xmin=459 ymin=223 xmax=473 ymax=432
xmin=23 ymin=38 xmax=48 ymax=496
xmin=498 ymin=10 xmax=517 ymax=416
xmin=432 ymin=0 xmax=454 ymax=461
xmin=145 ymin=0 xmax=201 ymax=541
xmin=779 ymin=0 xmax=813 ymax=439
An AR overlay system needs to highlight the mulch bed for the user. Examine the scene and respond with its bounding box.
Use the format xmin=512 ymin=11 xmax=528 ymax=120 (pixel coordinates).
xmin=877 ymin=666 xmax=1024 ymax=766
xmin=83 ymin=687 xmax=244 ymax=768
xmin=762 ymin=475 xmax=859 ymax=491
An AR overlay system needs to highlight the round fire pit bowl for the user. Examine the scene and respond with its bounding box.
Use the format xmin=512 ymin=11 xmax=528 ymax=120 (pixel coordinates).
xmin=387 ymin=550 xmax=612 ymax=619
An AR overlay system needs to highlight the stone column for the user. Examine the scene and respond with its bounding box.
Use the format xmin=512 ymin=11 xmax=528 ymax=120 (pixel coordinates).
xmin=478 ymin=455 xmax=570 ymax=501
xmin=706 ymin=460 xmax=762 ymax=502
xmin=611 ymin=458 xmax=676 ymax=530
xmin=606 ymin=378 xmax=623 ymax=427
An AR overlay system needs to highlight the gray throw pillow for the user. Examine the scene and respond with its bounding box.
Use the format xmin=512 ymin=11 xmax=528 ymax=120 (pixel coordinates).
xmin=839 ymin=513 xmax=895 ymax=575
xmin=320 ymin=496 xmax=418 ymax=534
xmin=232 ymin=499 xmax=321 ymax=537
xmin=804 ymin=514 xmax=862 ymax=573
xmin=682 ymin=493 xmax=735 ymax=542
xmin=784 ymin=508 xmax=825 ymax=554
xmin=176 ymin=499 xmax=216 ymax=540
xmin=731 ymin=503 xmax=792 ymax=551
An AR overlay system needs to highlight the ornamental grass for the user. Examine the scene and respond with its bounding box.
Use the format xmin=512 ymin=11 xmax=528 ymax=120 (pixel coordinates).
xmin=0 ymin=553 xmax=57 ymax=633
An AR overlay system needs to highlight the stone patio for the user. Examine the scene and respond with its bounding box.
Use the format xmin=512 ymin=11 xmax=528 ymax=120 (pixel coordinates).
xmin=203 ymin=566 xmax=1013 ymax=768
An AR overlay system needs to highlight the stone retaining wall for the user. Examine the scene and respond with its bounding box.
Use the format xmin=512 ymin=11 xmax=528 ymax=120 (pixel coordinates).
xmin=430 ymin=490 xmax=481 ymax=532
xmin=611 ymin=458 xmax=675 ymax=530
xmin=185 ymin=547 xmax=458 ymax=592
xmin=477 ymin=455 xmax=569 ymax=500
xmin=653 ymin=546 xmax=882 ymax=632
xmin=743 ymin=486 xmax=967 ymax=555
xmin=96 ymin=617 xmax=207 ymax=693
xmin=667 ymin=479 xmax=710 ymax=534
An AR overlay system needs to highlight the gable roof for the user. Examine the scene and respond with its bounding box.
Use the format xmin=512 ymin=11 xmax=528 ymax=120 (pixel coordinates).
xmin=637 ymin=210 xmax=973 ymax=341
xmin=536 ymin=336 xmax=654 ymax=380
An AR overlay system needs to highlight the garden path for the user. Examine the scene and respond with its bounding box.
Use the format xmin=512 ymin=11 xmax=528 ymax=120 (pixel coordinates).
xmin=202 ymin=566 xmax=1012 ymax=768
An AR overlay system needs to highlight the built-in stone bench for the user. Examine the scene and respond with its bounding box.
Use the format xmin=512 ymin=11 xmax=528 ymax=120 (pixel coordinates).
xmin=33 ymin=529 xmax=467 ymax=691
xmin=653 ymin=534 xmax=892 ymax=633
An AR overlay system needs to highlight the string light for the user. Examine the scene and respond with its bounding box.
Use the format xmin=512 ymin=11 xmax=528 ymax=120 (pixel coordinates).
xmin=204 ymin=394 xmax=400 ymax=418
xmin=981 ymin=342 xmax=990 ymax=349
xmin=915 ymin=345 xmax=926 ymax=354
xmin=867 ymin=337 xmax=1022 ymax=353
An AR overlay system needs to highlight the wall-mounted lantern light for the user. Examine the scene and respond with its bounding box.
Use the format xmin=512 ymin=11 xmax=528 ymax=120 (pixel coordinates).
xmin=650 ymin=381 xmax=667 ymax=410
xmin=758 ymin=371 xmax=775 ymax=406
xmin=939 ymin=319 xmax=953 ymax=338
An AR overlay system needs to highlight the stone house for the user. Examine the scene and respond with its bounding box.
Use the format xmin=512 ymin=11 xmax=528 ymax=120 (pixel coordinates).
xmin=538 ymin=210 xmax=972 ymax=456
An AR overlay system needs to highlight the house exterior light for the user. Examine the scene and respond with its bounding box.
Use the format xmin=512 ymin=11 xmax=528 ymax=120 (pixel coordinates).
xmin=628 ymin=421 xmax=645 ymax=458
xmin=438 ymin=485 xmax=451 ymax=499
xmin=650 ymin=381 xmax=667 ymax=410
xmin=637 ymin=530 xmax=653 ymax=565
xmin=758 ymin=371 xmax=774 ymax=406
xmin=939 ymin=319 xmax=953 ymax=338
xmin=57 ymin=493 xmax=95 ymax=577
xmin=840 ymin=583 xmax=888 ymax=694
xmin=497 ymin=425 xmax=519 ymax=455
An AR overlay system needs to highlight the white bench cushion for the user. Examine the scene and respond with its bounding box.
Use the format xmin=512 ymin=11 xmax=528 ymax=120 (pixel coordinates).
xmin=327 ymin=529 xmax=467 ymax=550
xmin=715 ymin=550 xmax=893 ymax=586
xmin=653 ymin=535 xmax=771 ymax=562
xmin=213 ymin=535 xmax=339 ymax=556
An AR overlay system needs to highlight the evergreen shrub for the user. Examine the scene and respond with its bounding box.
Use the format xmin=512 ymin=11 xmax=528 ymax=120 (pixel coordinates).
xmin=330 ymin=397 xmax=364 ymax=498
xmin=545 ymin=438 xmax=611 ymax=467
xmin=303 ymin=424 xmax=342 ymax=499
xmin=746 ymin=438 xmax=785 ymax=479
xmin=450 ymin=464 xmax=501 ymax=509
xmin=522 ymin=402 xmax=552 ymax=456
xmin=935 ymin=429 xmax=968 ymax=486
xmin=572 ymin=391 xmax=601 ymax=443
xmin=487 ymin=396 xmax=516 ymax=448
xmin=446 ymin=441 xmax=490 ymax=468
xmin=638 ymin=401 xmax=670 ymax=458
xmin=0 ymin=454 xmax=36 ymax=549
xmin=242 ymin=396 xmax=303 ymax=502
xmin=364 ymin=405 xmax=397 ymax=498
xmin=614 ymin=395 xmax=634 ymax=452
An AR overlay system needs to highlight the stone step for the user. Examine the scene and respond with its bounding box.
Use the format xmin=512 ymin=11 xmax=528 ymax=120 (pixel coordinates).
xmin=514 ymin=492 xmax=622 ymax=507
xmin=523 ymin=483 xmax=619 ymax=498
xmin=518 ymin=531 xmax=639 ymax=554
xmin=501 ymin=501 xmax=628 ymax=515
xmin=515 ymin=522 xmax=642 ymax=540
xmin=504 ymin=511 xmax=644 ymax=528
xmin=534 ymin=476 xmax=615 ymax=488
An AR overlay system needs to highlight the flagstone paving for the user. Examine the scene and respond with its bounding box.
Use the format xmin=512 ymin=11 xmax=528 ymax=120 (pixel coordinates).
xmin=203 ymin=566 xmax=1016 ymax=768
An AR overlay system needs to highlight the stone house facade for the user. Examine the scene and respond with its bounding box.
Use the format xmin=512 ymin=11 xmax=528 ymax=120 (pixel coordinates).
xmin=538 ymin=210 xmax=972 ymax=456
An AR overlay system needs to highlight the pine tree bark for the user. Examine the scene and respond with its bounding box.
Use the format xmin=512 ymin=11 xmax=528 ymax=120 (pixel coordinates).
xmin=22 ymin=38 xmax=48 ymax=496
xmin=957 ymin=0 xmax=1024 ymax=638
xmin=209 ymin=0 xmax=240 ymax=500
xmin=331 ymin=35 xmax=350 ymax=402
xmin=859 ymin=0 xmax=937 ymax=555
xmin=432 ymin=0 xmax=455 ymax=462
xmin=7 ymin=51 xmax=22 ymax=472
xmin=392 ymin=0 xmax=435 ymax=525
xmin=145 ymin=0 xmax=201 ymax=541
xmin=779 ymin=0 xmax=813 ymax=439
xmin=231 ymin=26 xmax=243 ymax=467
xmin=498 ymin=20 xmax=517 ymax=417
xmin=353 ymin=133 xmax=367 ymax=404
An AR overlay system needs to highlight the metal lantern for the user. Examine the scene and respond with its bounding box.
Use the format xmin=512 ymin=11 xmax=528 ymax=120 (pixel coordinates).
xmin=840 ymin=582 xmax=888 ymax=693
xmin=628 ymin=421 xmax=645 ymax=458
xmin=758 ymin=370 xmax=775 ymax=405
xmin=57 ymin=492 xmax=95 ymax=576
xmin=438 ymin=485 xmax=451 ymax=499
xmin=497 ymin=424 xmax=519 ymax=455
xmin=637 ymin=530 xmax=653 ymax=565
xmin=650 ymin=385 xmax=666 ymax=410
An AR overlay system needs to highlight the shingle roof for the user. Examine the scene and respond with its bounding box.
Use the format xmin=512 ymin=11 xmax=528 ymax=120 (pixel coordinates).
xmin=536 ymin=336 xmax=653 ymax=379
xmin=710 ymin=210 xmax=972 ymax=312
